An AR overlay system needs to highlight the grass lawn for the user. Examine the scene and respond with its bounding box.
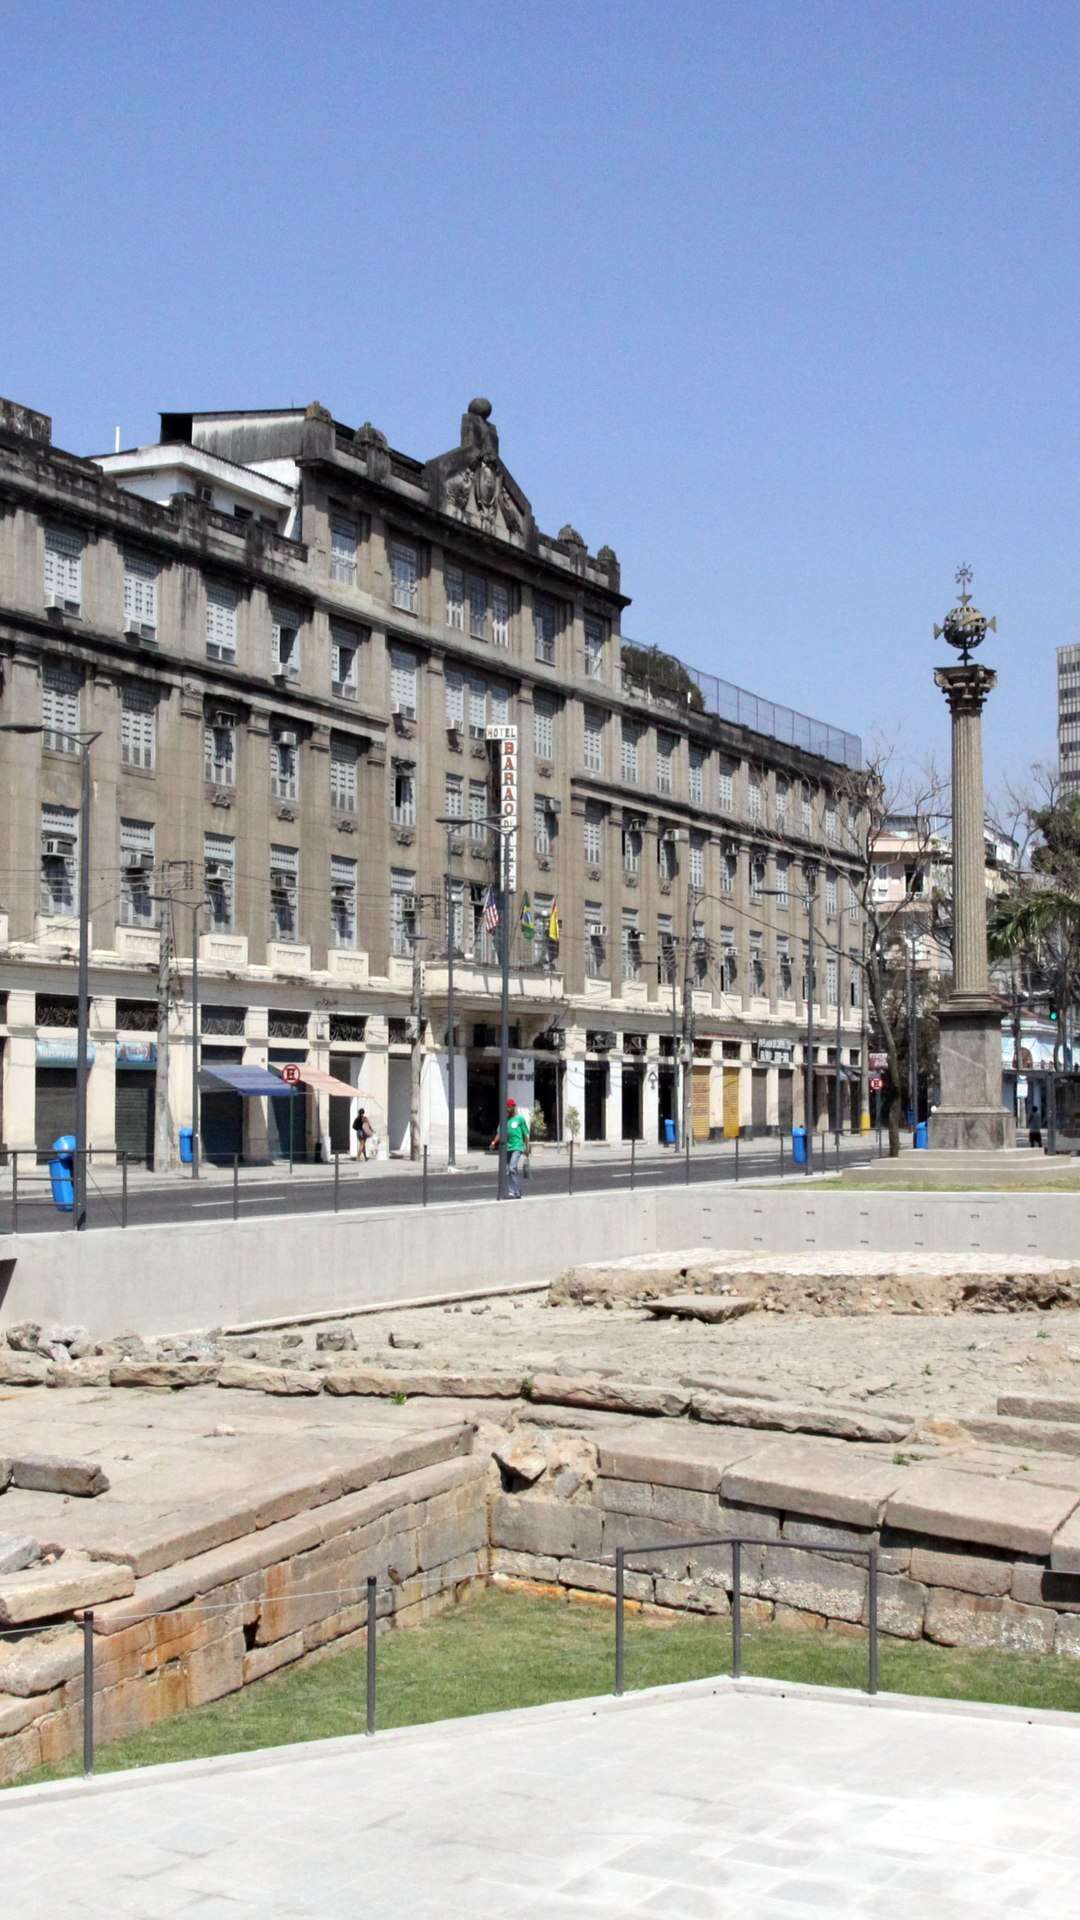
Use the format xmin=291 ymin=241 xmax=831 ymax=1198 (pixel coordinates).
xmin=10 ymin=1588 xmax=1080 ymax=1791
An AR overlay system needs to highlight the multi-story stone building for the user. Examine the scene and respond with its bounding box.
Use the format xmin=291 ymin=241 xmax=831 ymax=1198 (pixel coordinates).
xmin=0 ymin=391 xmax=864 ymax=1162
xmin=1058 ymin=642 xmax=1080 ymax=796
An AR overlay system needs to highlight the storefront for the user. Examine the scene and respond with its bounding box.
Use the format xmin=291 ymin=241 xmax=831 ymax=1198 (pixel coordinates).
xmin=114 ymin=1040 xmax=156 ymax=1164
xmin=35 ymin=1038 xmax=95 ymax=1157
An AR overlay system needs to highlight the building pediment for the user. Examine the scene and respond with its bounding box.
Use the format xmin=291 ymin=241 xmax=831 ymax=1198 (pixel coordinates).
xmin=425 ymin=397 xmax=534 ymax=548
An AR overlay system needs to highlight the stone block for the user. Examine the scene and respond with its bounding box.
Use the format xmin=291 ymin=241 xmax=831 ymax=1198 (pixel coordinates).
xmin=1049 ymin=1505 xmax=1080 ymax=1575
xmin=0 ymin=1725 xmax=41 ymax=1785
xmin=874 ymin=1573 xmax=926 ymax=1639
xmin=243 ymin=1632 xmax=305 ymax=1683
xmin=216 ymin=1363 xmax=322 ymax=1395
xmin=416 ymin=1505 xmax=487 ymax=1573
xmin=88 ymin=1496 xmax=264 ymax=1578
xmin=10 ymin=1453 xmax=109 ymax=1498
xmin=493 ymin=1438 xmax=548 ymax=1486
xmin=0 ymin=1687 xmax=61 ymax=1737
xmin=723 ymin=1441 xmax=907 ymax=1527
xmin=490 ymin=1549 xmax=560 ymax=1581
xmin=301 ymin=1601 xmax=368 ymax=1654
xmin=0 ymin=1536 xmax=41 ymax=1575
xmin=998 ymin=1394 xmax=1080 ymax=1423
xmin=644 ymin=1294 xmax=757 ymax=1323
xmin=186 ymin=1627 xmax=245 ymax=1706
xmin=35 ymin=1702 xmax=83 ymax=1768
xmin=598 ymin=1422 xmax=759 ymax=1493
xmin=527 ymin=1373 xmax=689 ymax=1418
xmin=909 ymin=1544 xmax=1013 ymax=1598
xmin=253 ymin=1469 xmax=345 ymax=1529
xmin=323 ymin=1367 xmax=523 ymax=1399
xmin=887 ymin=1466 xmax=1080 ymax=1557
xmin=338 ymin=1427 xmax=474 ymax=1489
xmin=653 ymin=1577 xmax=731 ymax=1616
xmin=773 ymin=1603 xmax=826 ymax=1632
xmin=94 ymin=1664 xmax=189 ymax=1745
xmin=1054 ymin=1615 xmax=1080 ymax=1656
xmin=963 ymin=1416 xmax=1080 ymax=1457
xmin=756 ymin=1545 xmax=866 ymax=1624
xmin=595 ymin=1477 xmax=721 ymax=1530
xmin=559 ymin=1558 xmax=654 ymax=1602
xmin=492 ymin=1495 xmax=603 ymax=1561
xmin=780 ymin=1516 xmax=897 ymax=1571
xmin=0 ymin=1627 xmax=82 ymax=1696
xmin=47 ymin=1357 xmax=112 ymax=1388
xmin=924 ymin=1588 xmax=1056 ymax=1654
xmin=0 ymin=1352 xmax=50 ymax=1386
xmin=0 ymin=1556 xmax=134 ymax=1625
xmin=110 ymin=1360 xmax=221 ymax=1388
xmin=693 ymin=1395 xmax=910 ymax=1446
xmin=1011 ymin=1563 xmax=1080 ymax=1613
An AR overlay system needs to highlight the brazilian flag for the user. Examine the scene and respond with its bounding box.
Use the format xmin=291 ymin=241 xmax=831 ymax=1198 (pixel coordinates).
xmin=520 ymin=892 xmax=535 ymax=941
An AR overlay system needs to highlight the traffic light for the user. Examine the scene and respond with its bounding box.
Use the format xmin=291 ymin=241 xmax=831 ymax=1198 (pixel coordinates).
xmin=1048 ymin=997 xmax=1059 ymax=1025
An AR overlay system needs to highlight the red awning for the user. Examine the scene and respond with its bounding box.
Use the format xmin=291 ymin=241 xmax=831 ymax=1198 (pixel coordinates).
xmin=297 ymin=1066 xmax=358 ymax=1098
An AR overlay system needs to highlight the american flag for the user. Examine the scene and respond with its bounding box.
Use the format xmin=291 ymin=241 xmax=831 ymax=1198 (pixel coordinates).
xmin=482 ymin=885 xmax=501 ymax=932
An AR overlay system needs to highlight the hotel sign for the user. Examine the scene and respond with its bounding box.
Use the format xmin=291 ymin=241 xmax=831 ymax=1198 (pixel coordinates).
xmin=486 ymin=724 xmax=518 ymax=892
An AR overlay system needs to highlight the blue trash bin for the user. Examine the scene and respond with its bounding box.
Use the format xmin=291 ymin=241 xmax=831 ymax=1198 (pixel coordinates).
xmin=179 ymin=1126 xmax=194 ymax=1165
xmin=663 ymin=1118 xmax=676 ymax=1146
xmin=791 ymin=1125 xmax=807 ymax=1166
xmin=49 ymin=1134 xmax=76 ymax=1212
xmin=914 ymin=1121 xmax=928 ymax=1150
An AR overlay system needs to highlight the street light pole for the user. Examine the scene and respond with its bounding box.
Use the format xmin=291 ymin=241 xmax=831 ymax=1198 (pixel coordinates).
xmin=805 ymin=865 xmax=817 ymax=1175
xmin=497 ymin=822 xmax=511 ymax=1202
xmin=190 ymin=899 xmax=205 ymax=1180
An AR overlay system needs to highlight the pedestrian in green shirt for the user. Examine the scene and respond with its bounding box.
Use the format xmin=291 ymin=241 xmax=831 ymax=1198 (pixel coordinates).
xmin=490 ymin=1097 xmax=531 ymax=1198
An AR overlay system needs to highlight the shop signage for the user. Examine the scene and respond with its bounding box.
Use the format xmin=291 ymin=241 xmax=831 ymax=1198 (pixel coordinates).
xmin=486 ymin=723 xmax=518 ymax=891
xmin=116 ymin=1040 xmax=156 ymax=1068
xmin=869 ymin=1051 xmax=888 ymax=1071
xmin=755 ymin=1039 xmax=794 ymax=1066
xmin=36 ymin=1039 xmax=97 ymax=1066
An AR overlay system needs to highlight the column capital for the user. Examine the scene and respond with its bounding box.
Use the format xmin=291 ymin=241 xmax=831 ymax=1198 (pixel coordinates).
xmin=933 ymin=663 xmax=997 ymax=716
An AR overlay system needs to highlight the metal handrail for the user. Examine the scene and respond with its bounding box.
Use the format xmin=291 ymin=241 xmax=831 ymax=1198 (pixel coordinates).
xmin=614 ymin=1537 xmax=879 ymax=1698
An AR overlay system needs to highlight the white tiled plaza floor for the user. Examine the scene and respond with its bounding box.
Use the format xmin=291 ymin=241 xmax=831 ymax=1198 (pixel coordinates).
xmin=3 ymin=1680 xmax=1079 ymax=1918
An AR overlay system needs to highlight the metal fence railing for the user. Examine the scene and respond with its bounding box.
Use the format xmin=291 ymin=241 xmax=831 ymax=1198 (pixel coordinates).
xmin=617 ymin=643 xmax=862 ymax=770
xmin=613 ymin=1538 xmax=880 ymax=1697
xmin=0 ymin=1130 xmax=888 ymax=1235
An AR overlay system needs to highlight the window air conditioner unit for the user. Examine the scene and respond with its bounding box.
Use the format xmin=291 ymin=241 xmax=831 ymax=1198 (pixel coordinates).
xmin=446 ymin=724 xmax=462 ymax=742
xmin=275 ymin=729 xmax=298 ymax=749
xmin=331 ymin=883 xmax=353 ymax=900
xmin=45 ymin=592 xmax=79 ymax=614
xmin=124 ymin=850 xmax=154 ymax=872
xmin=210 ymin=710 xmax=234 ymax=728
xmin=197 ymin=485 xmax=214 ymax=503
xmin=205 ymin=862 xmax=227 ymax=880
xmin=43 ymin=837 xmax=74 ymax=859
xmin=589 ymin=924 xmax=607 ymax=939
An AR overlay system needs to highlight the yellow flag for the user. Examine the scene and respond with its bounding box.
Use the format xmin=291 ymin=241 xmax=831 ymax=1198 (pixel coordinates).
xmin=548 ymin=899 xmax=560 ymax=941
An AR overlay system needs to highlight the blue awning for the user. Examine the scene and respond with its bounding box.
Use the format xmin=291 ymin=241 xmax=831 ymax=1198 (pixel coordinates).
xmin=199 ymin=1065 xmax=301 ymax=1097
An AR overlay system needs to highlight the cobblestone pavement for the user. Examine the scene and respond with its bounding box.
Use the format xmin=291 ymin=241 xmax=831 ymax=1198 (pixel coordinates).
xmin=319 ymin=1291 xmax=1080 ymax=1418
xmin=4 ymin=1682 xmax=1078 ymax=1917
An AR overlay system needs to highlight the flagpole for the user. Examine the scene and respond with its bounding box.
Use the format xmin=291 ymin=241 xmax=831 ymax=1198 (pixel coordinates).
xmin=497 ymin=824 xmax=511 ymax=1201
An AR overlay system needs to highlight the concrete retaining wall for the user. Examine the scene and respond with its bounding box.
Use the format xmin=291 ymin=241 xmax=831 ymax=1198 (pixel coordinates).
xmin=2 ymin=1184 xmax=1078 ymax=1338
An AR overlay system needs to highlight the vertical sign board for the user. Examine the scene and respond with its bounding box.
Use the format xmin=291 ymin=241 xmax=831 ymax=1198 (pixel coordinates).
xmin=485 ymin=724 xmax=518 ymax=892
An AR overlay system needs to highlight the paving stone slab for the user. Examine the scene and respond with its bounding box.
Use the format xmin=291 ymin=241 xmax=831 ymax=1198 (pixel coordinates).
xmin=1050 ymin=1505 xmax=1080 ymax=1575
xmin=110 ymin=1360 xmax=221 ymax=1389
xmin=722 ymin=1440 xmax=909 ymax=1527
xmin=492 ymin=1495 xmax=603 ymax=1561
xmin=888 ymin=1464 xmax=1080 ymax=1556
xmin=643 ymin=1294 xmax=758 ymax=1324
xmin=998 ymin=1394 xmax=1080 ymax=1423
xmin=692 ymin=1394 xmax=910 ymax=1446
xmin=597 ymin=1422 xmax=762 ymax=1493
xmin=527 ymin=1375 xmax=689 ymax=1419
xmin=323 ymin=1367 xmax=524 ymax=1399
xmin=10 ymin=1453 xmax=109 ymax=1498
xmin=216 ymin=1363 xmax=322 ymax=1396
xmin=0 ymin=1555 xmax=134 ymax=1625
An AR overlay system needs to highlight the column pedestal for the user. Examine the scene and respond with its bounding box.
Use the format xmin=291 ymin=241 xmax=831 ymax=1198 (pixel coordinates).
xmin=929 ymin=991 xmax=1010 ymax=1150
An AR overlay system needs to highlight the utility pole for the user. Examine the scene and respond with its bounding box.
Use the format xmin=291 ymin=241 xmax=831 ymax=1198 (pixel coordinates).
xmin=804 ymin=864 xmax=817 ymax=1173
xmin=834 ymin=957 xmax=844 ymax=1134
xmin=154 ymin=887 xmax=174 ymax=1172
xmin=680 ymin=879 xmax=697 ymax=1149
xmin=907 ymin=928 xmax=919 ymax=1129
xmin=409 ymin=892 xmax=425 ymax=1162
xmin=859 ymin=916 xmax=870 ymax=1132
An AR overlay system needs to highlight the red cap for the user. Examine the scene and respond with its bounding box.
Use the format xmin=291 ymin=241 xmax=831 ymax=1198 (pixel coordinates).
xmin=506 ymin=1098 xmax=516 ymax=1111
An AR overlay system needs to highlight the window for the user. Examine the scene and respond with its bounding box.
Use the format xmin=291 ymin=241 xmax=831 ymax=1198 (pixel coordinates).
xmin=448 ymin=877 xmax=466 ymax=955
xmin=657 ymin=913 xmax=676 ymax=985
xmin=825 ymin=801 xmax=839 ymax=842
xmin=658 ymin=833 xmax=677 ymax=883
xmin=330 ymin=737 xmax=358 ymax=813
xmin=534 ymin=694 xmax=555 ymax=761
xmin=123 ymin=553 xmax=158 ymax=631
xmin=121 ymin=682 xmax=156 ymax=770
xmin=392 ymin=761 xmax=416 ymax=828
xmin=272 ymin=606 xmax=301 ymax=680
xmin=41 ymin=660 xmax=81 ymax=752
xmin=750 ymin=930 xmax=766 ymax=996
xmin=444 ymin=773 xmax=464 ymax=821
xmin=656 ymin=732 xmax=674 ymax=795
xmin=270 ymin=723 xmax=300 ymax=801
xmin=204 ymin=710 xmax=236 ymax=787
xmin=801 ymin=783 xmax=813 ymax=834
xmin=622 ymin=822 xmax=642 ymax=875
xmin=390 ymin=647 xmax=417 ymax=717
xmin=489 ymin=683 xmax=510 ymax=729
xmin=390 ymin=541 xmax=418 ymax=612
xmin=689 ymin=834 xmax=705 ymax=891
xmin=533 ymin=893 xmax=558 ymax=969
xmin=621 ymin=722 xmax=640 ymax=783
xmin=691 ymin=919 xmax=708 ymax=983
xmin=390 ymin=869 xmax=415 ymax=955
xmin=270 ymin=845 xmax=299 ymax=942
xmin=584 ymin=615 xmax=606 ymax=679
xmin=849 ymin=953 xmax=862 ymax=1007
xmin=775 ymin=855 xmax=790 ymax=907
xmin=44 ymin=527 xmax=83 ymax=612
xmin=621 ymin=909 xmax=642 ymax=981
xmin=206 ymin=583 xmax=238 ymax=661
xmin=445 ymin=564 xmax=465 ymax=630
xmin=330 ymin=515 xmax=358 ymax=584
xmin=204 ymin=833 xmax=235 ymax=932
xmin=717 ymin=760 xmax=734 ymax=810
xmin=330 ymin=622 xmax=361 ymax=698
xmin=777 ymin=934 xmax=793 ymax=997
xmin=534 ymin=801 xmax=556 ymax=857
xmin=689 ymin=747 xmax=704 ymax=806
xmin=583 ymin=706 xmax=604 ymax=773
xmin=445 ymin=668 xmax=464 ymax=730
xmin=584 ymin=802 xmax=604 ymax=866
xmin=750 ymin=853 xmax=766 ymax=900
xmin=720 ymin=929 xmax=737 ymax=991
xmin=748 ymin=771 xmax=763 ymax=823
xmin=775 ymin=777 xmax=789 ymax=828
xmin=469 ymin=779 xmax=488 ymax=842
xmin=534 ymin=594 xmax=557 ymax=664
xmin=826 ymin=955 xmax=839 ymax=1005
xmin=848 ymin=877 xmax=859 ymax=919
xmin=585 ymin=903 xmax=606 ymax=978
xmin=468 ymin=679 xmax=487 ymax=739
xmin=470 ymin=881 xmax=497 ymax=964
xmin=468 ymin=573 xmax=487 ymax=640
xmin=330 ymin=855 xmax=357 ymax=949
xmin=120 ymin=818 xmax=155 ymax=926
xmin=40 ymin=803 xmax=77 ymax=913
xmin=491 ymin=582 xmax=510 ymax=647
xmin=825 ymin=868 xmax=838 ymax=916
xmin=720 ymin=850 xmax=737 ymax=895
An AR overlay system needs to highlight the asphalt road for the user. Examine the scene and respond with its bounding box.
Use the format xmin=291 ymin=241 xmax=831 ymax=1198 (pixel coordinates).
xmin=2 ymin=1142 xmax=877 ymax=1236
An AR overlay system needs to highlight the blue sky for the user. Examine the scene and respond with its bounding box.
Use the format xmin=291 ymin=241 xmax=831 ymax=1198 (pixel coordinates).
xmin=5 ymin=0 xmax=1077 ymax=791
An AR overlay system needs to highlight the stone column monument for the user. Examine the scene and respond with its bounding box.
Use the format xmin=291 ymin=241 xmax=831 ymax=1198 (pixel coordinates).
xmin=929 ymin=568 xmax=1009 ymax=1150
